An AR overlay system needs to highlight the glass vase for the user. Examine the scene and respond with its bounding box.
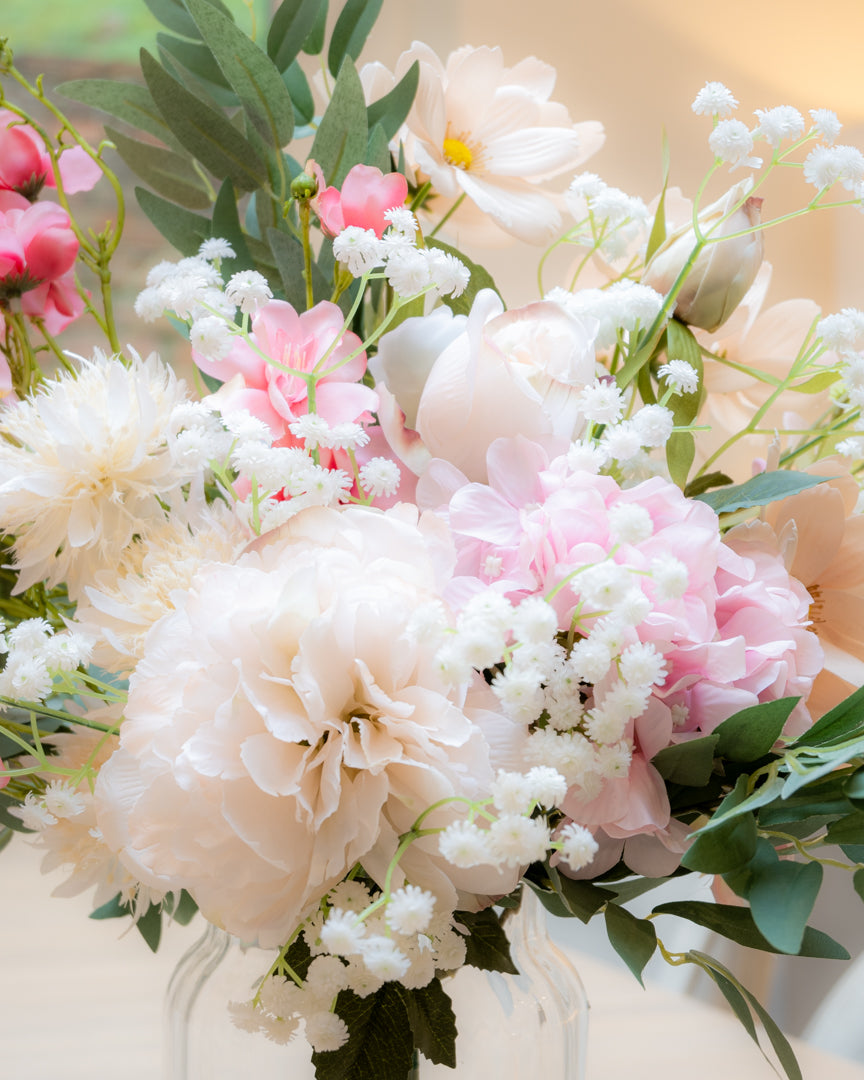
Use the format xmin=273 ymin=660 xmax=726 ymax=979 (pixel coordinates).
xmin=163 ymin=889 xmax=589 ymax=1079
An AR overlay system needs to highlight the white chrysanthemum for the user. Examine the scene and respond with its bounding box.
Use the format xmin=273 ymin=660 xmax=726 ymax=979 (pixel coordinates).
xmin=0 ymin=352 xmax=193 ymax=600
xmin=93 ymin=505 xmax=517 ymax=947
xmin=691 ymin=81 xmax=738 ymax=117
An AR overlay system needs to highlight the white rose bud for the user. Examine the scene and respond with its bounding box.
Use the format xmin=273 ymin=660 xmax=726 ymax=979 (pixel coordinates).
xmin=641 ymin=181 xmax=763 ymax=332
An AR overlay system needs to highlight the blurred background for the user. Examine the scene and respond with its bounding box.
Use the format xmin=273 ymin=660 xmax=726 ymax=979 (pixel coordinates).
xmin=3 ymin=0 xmax=864 ymax=1071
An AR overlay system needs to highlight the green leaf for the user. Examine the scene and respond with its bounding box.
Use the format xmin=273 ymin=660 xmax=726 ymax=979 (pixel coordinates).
xmin=844 ymin=768 xmax=864 ymax=808
xmin=527 ymin=862 xmax=615 ymax=922
xmin=105 ymin=126 xmax=211 ymax=209
xmin=144 ymin=0 xmax=229 ymax=38
xmin=283 ymin=60 xmax=315 ymax=125
xmin=644 ymin=128 xmax=670 ymax=263
xmin=746 ymin=842 xmax=823 ymax=954
xmin=683 ymin=471 xmax=733 ymax=498
xmin=310 ymin=57 xmax=368 ymax=186
xmin=853 ymin=868 xmax=864 ymax=904
xmin=780 ymin=735 xmax=864 ymax=797
xmin=652 ymin=734 xmax=718 ymax=786
xmin=268 ymin=0 xmax=325 ymax=72
xmin=157 ymin=32 xmax=232 ymax=89
xmin=694 ymin=470 xmax=833 ymax=515
xmin=604 ymin=903 xmax=657 ymax=985
xmin=327 ymin=0 xmax=385 ymax=78
xmin=312 ymin=985 xmax=414 ymax=1080
xmin=426 ymin=237 xmax=503 ymax=316
xmin=135 ymin=903 xmax=163 ymax=953
xmin=285 ymin=930 xmax=314 ymax=982
xmin=89 ymin=893 xmax=129 ymax=920
xmin=456 ymin=907 xmax=519 ymax=974
xmin=666 ymin=429 xmax=695 ymax=489
xmin=789 ymin=369 xmax=840 ymax=394
xmin=665 ymin=319 xmax=704 ymax=426
xmin=788 ymin=683 xmax=864 ymax=749
xmin=267 ymin=227 xmax=329 ymax=310
xmin=57 ymin=80 xmax=184 ymax=152
xmin=137 ymin=187 xmax=211 ymax=255
xmin=184 ymin=0 xmax=295 ymax=147
xmin=366 ymin=60 xmax=419 ymax=141
xmin=841 ymin=843 xmax=864 ymax=863
xmin=825 ymin=812 xmax=864 ymax=846
xmin=603 ymin=875 xmax=678 ymax=904
xmin=302 ymin=0 xmax=328 ymax=55
xmin=396 ymin=980 xmax=457 ymax=1068
xmin=653 ymin=901 xmax=849 ymax=959
xmin=366 ymin=122 xmax=391 ymax=173
xmin=713 ymin=698 xmax=798 ymax=763
xmin=164 ymin=889 xmax=198 ymax=926
xmin=211 ymin=178 xmax=256 ymax=274
xmin=141 ymin=48 xmax=268 ymax=192
xmin=681 ymin=804 xmax=757 ymax=873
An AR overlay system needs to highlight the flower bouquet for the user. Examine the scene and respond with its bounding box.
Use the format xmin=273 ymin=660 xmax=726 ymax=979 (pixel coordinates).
xmin=3 ymin=2 xmax=864 ymax=1078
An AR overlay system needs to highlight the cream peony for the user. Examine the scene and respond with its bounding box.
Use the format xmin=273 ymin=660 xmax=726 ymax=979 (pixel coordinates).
xmin=94 ymin=505 xmax=518 ymax=947
xmin=0 ymin=351 xmax=193 ymax=600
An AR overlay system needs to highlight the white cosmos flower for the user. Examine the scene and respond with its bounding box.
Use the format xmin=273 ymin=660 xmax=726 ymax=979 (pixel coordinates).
xmin=380 ymin=42 xmax=604 ymax=244
xmin=0 ymin=351 xmax=194 ymax=601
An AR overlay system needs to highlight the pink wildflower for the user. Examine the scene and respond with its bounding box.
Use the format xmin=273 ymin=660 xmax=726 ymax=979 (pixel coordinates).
xmin=311 ymin=162 xmax=409 ymax=238
xmin=0 ymin=110 xmax=102 ymax=199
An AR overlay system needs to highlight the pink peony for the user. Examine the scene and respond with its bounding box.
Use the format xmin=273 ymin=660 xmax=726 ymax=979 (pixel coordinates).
xmin=196 ymin=299 xmax=378 ymax=442
xmin=311 ymin=162 xmax=408 ymax=238
xmin=0 ymin=110 xmax=102 ymax=199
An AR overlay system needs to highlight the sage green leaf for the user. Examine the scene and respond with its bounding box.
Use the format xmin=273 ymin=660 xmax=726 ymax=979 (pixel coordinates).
xmin=89 ymin=893 xmax=128 ymax=920
xmin=328 ymin=0 xmax=385 ymax=77
xmin=310 ymin=57 xmax=368 ymax=186
xmin=157 ymin=32 xmax=231 ymax=89
xmin=366 ymin=60 xmax=419 ymax=140
xmin=665 ymin=319 xmax=704 ymax=425
xmin=268 ymin=227 xmax=329 ymax=310
xmin=366 ymin=122 xmax=391 ymax=173
xmin=603 ymin=875 xmax=677 ymax=904
xmin=57 ymin=80 xmax=184 ymax=153
xmin=527 ymin=862 xmax=615 ymax=923
xmin=604 ymin=903 xmax=657 ymax=985
xmin=825 ymin=812 xmax=864 ymax=846
xmin=185 ymin=0 xmax=295 ymax=146
xmin=853 ymin=868 xmax=864 ymax=904
xmin=426 ymin=237 xmax=503 ymax=316
xmin=842 ymin=844 xmax=864 ymax=863
xmin=666 ymin=429 xmax=695 ymax=489
xmin=144 ymin=0 xmax=207 ymax=37
xmin=781 ymin=735 xmax=864 ymax=796
xmin=757 ymin=776 xmax=853 ymax=826
xmin=163 ymin=889 xmax=198 ymax=925
xmin=644 ymin=128 xmax=670 ymax=263
xmin=456 ymin=907 xmax=518 ymax=974
xmin=135 ymin=902 xmax=163 ymax=953
xmin=652 ymin=734 xmax=718 ymax=786
xmin=713 ymin=697 xmax=798 ymax=762
xmin=681 ymin=804 xmax=756 ymax=873
xmin=683 ymin=471 xmax=733 ymax=498
xmin=106 ymin=126 xmax=211 ymax=209
xmin=283 ymin=59 xmax=315 ymax=124
xmin=210 ymin=178 xmax=256 ymax=275
xmin=396 ymin=981 xmax=457 ymax=1068
xmin=302 ymin=0 xmax=328 ymax=55
xmin=312 ymin=985 xmax=414 ymax=1080
xmin=654 ymin=902 xmax=848 ymax=959
xmin=141 ymin=48 xmax=267 ymax=191
xmin=695 ymin=470 xmax=833 ymax=515
xmin=789 ymin=369 xmax=840 ymax=394
xmin=137 ymin=186 xmax=211 ymax=256
xmin=788 ymin=683 xmax=864 ymax=749
xmin=268 ymin=0 xmax=325 ymax=72
xmin=746 ymin=842 xmax=823 ymax=953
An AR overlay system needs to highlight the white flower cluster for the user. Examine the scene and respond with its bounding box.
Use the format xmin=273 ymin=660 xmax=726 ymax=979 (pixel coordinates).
xmin=0 ymin=618 xmax=92 ymax=705
xmin=564 ymin=173 xmax=650 ymax=261
xmin=803 ymin=144 xmax=864 ymax=197
xmin=332 ymin=209 xmax=470 ymax=298
xmin=816 ymin=308 xmax=864 ymax=456
xmin=548 ymin=281 xmax=664 ymax=351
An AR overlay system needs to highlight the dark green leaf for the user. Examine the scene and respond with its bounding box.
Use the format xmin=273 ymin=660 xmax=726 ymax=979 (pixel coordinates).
xmin=789 ymin=683 xmax=864 ymax=749
xmin=694 ymin=470 xmax=834 ymax=515
xmin=396 ymin=980 xmax=457 ymax=1068
xmin=844 ymin=768 xmax=864 ymax=808
xmin=652 ymin=735 xmax=718 ymax=786
xmin=135 ymin=903 xmax=163 ymax=952
xmin=825 ymin=812 xmax=864 ymax=846
xmin=283 ymin=60 xmax=315 ymax=125
xmin=666 ymin=429 xmax=695 ymax=489
xmin=310 ymin=56 xmax=368 ymax=186
xmin=268 ymin=0 xmax=325 ymax=72
xmin=746 ymin=842 xmax=823 ymax=953
xmin=683 ymin=471 xmax=733 ymax=498
xmin=853 ymin=868 xmax=864 ymax=903
xmin=654 ymin=902 xmax=849 ymax=959
xmin=842 ymin=844 xmax=864 ymax=863
xmin=366 ymin=60 xmax=419 ymax=140
xmin=137 ymin=187 xmax=211 ymax=255
xmin=682 ymin=807 xmax=757 ymax=873
xmin=268 ymin=227 xmax=329 ymax=310
xmin=328 ymin=0 xmax=385 ymax=77
xmin=0 ymin=826 xmax=12 ymax=855
xmin=185 ymin=0 xmax=295 ymax=146
xmin=713 ymin=698 xmax=798 ymax=763
xmin=456 ymin=907 xmax=518 ymax=974
xmin=285 ymin=929 xmax=314 ymax=982
xmin=89 ymin=893 xmax=129 ymax=920
xmin=144 ymin=0 xmax=212 ymax=37
xmin=312 ymin=985 xmax=414 ymax=1080
xmin=757 ymin=774 xmax=853 ymax=824
xmin=57 ymin=80 xmax=184 ymax=152
xmin=693 ymin=956 xmax=759 ymax=1041
xmin=141 ymin=48 xmax=267 ymax=192
xmin=164 ymin=889 xmax=199 ymax=926
xmin=604 ymin=903 xmax=657 ymax=985
xmin=426 ymin=237 xmax=502 ymax=316
xmin=302 ymin=0 xmax=328 ymax=55
xmin=366 ymin=122 xmax=391 ymax=173
xmin=527 ymin=861 xmax=616 ymax=923
xmin=157 ymin=32 xmax=231 ymax=89
xmin=106 ymin=126 xmax=211 ymax=209
xmin=603 ymin=875 xmax=678 ymax=904
xmin=665 ymin=319 xmax=703 ymax=426
xmin=211 ymin=178 xmax=256 ymax=274
xmin=644 ymin=128 xmax=670 ymax=264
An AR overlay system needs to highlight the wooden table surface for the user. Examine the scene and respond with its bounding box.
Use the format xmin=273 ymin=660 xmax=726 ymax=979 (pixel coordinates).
xmin=2 ymin=837 xmax=862 ymax=1079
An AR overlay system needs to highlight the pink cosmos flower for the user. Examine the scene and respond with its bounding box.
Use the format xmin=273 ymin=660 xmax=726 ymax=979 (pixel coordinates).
xmin=311 ymin=162 xmax=409 ymax=238
xmin=0 ymin=109 xmax=102 ymax=199
xmin=195 ymin=299 xmax=377 ymax=442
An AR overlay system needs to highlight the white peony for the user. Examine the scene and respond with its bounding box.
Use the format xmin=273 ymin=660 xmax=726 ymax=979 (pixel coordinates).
xmin=94 ymin=505 xmax=520 ymax=947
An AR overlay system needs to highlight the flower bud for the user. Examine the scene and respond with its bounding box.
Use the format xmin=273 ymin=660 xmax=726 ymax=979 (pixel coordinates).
xmin=290 ymin=169 xmax=318 ymax=201
xmin=641 ymin=180 xmax=763 ymax=332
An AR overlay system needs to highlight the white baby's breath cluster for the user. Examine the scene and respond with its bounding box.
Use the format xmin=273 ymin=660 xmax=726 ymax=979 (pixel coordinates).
xmin=332 ymin=210 xmax=470 ymax=298
xmin=564 ymin=174 xmax=651 ymax=261
xmin=548 ymin=281 xmax=665 ymax=350
xmin=0 ymin=618 xmax=92 ymax=704
xmin=815 ymin=308 xmax=864 ymax=458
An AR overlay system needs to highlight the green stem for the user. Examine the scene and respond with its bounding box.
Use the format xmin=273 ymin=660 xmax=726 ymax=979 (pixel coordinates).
xmin=428 ymin=192 xmax=466 ymax=240
xmin=298 ymin=198 xmax=315 ymax=312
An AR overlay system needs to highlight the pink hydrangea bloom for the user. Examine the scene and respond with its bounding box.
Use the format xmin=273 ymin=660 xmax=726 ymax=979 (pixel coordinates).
xmin=311 ymin=162 xmax=408 ymax=238
xmin=196 ymin=299 xmax=378 ymax=442
xmin=0 ymin=110 xmax=102 ymax=199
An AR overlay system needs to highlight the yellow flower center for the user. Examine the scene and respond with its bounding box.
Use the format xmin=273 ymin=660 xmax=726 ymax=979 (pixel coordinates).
xmin=443 ymin=137 xmax=474 ymax=171
xmin=808 ymin=582 xmax=825 ymax=626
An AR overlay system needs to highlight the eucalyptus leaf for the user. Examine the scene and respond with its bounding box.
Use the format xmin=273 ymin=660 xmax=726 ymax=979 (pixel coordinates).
xmin=185 ymin=0 xmax=295 ymax=147
xmin=136 ymin=186 xmax=211 ymax=256
xmin=135 ymin=902 xmax=163 ymax=953
xmin=157 ymin=32 xmax=231 ymax=89
xmin=366 ymin=60 xmax=419 ymax=140
xmin=366 ymin=122 xmax=391 ymax=173
xmin=210 ymin=178 xmax=257 ymax=274
xmin=694 ymin=470 xmax=833 ymax=514
xmin=683 ymin=471 xmax=733 ymax=498
xmin=426 ymin=237 xmax=503 ymax=316
xmin=788 ymin=683 xmax=864 ymax=749
xmin=746 ymin=842 xmax=823 ymax=953
xmin=713 ymin=697 xmax=798 ymax=762
xmin=283 ymin=60 xmax=315 ymax=124
xmin=268 ymin=227 xmax=330 ymax=309
xmin=396 ymin=981 xmax=457 ymax=1068
xmin=268 ymin=0 xmax=325 ymax=71
xmin=327 ymin=0 xmax=385 ymax=77
xmin=604 ymin=903 xmax=657 ymax=985
xmin=853 ymin=868 xmax=864 ymax=904
xmin=89 ymin=893 xmax=129 ymax=920
xmin=310 ymin=57 xmax=368 ymax=186
xmin=825 ymin=812 xmax=864 ymax=846
xmin=302 ymin=0 xmax=328 ymax=54
xmin=652 ymin=735 xmax=718 ymax=786
xmin=312 ymin=985 xmax=414 ymax=1080
xmin=58 ymin=80 xmax=184 ymax=153
xmin=681 ymin=803 xmax=757 ymax=874
xmin=164 ymin=889 xmax=198 ymax=926
xmin=105 ymin=126 xmax=211 ymax=209
xmin=781 ymin=736 xmax=864 ymax=796
xmin=141 ymin=48 xmax=268 ymax=192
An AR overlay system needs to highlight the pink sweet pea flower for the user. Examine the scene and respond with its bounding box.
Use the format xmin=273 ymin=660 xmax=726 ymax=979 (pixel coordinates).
xmin=0 ymin=110 xmax=102 ymax=199
xmin=311 ymin=162 xmax=409 ymax=238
